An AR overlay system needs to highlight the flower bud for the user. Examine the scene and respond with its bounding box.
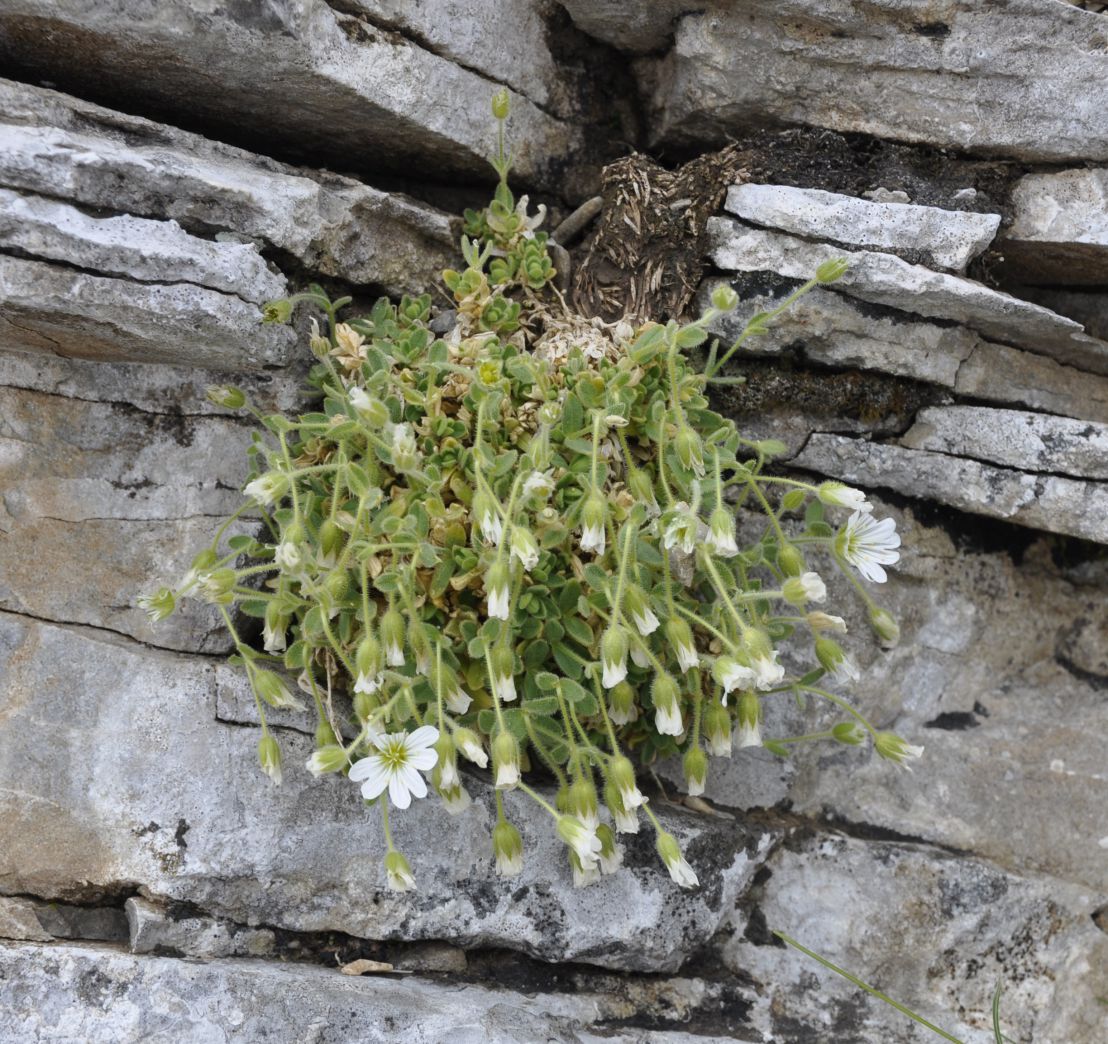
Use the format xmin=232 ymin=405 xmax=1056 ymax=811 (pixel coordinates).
xmin=318 ymin=518 xmax=347 ymax=560
xmin=491 ymin=643 xmax=517 ymax=702
xmin=625 ymin=586 xmax=660 ymax=636
xmin=381 ymin=607 xmax=406 ymax=666
xmin=492 ymin=730 xmax=520 ymax=789
xmin=261 ymin=298 xmax=293 ymax=324
xmin=348 ymin=386 xmax=388 ymax=426
xmin=258 ymin=733 xmax=282 ymax=784
xmin=485 ymin=559 xmax=511 ymax=620
xmin=817 ymin=481 xmax=870 ymax=513
xmin=869 ymin=606 xmax=901 ymax=646
xmin=707 ymin=506 xmax=738 ymax=557
xmin=454 ymin=727 xmax=489 ymax=768
xmin=736 ymin=691 xmax=762 ymax=748
xmin=815 ymin=257 xmax=849 ymax=284
xmin=595 ymin=823 xmax=622 ymax=874
xmin=492 ymin=819 xmax=523 ymax=876
xmin=198 ymin=568 xmax=237 ymax=604
xmin=384 ymin=849 xmax=416 ymax=891
xmin=607 ymin=755 xmax=644 ymax=810
xmin=664 ymin=617 xmax=699 ymax=673
xmin=254 ymin=669 xmax=304 ymax=711
xmin=776 ymin=542 xmax=805 ymax=577
xmin=815 ymin=637 xmax=859 ymax=684
xmin=491 ymin=87 xmax=511 ymax=120
xmin=557 ymin=815 xmax=602 ymax=868
xmin=710 ymin=284 xmax=739 ymax=312
xmin=607 ymin=680 xmax=637 ymax=725
xmin=627 ymin=468 xmax=659 ymax=512
xmin=580 ymin=492 xmax=607 ymax=555
xmin=308 ymin=318 xmax=331 ymax=359
xmin=244 ymin=472 xmax=289 ymax=507
xmin=806 ymin=611 xmax=847 ymax=634
xmin=206 ymin=384 xmax=245 ymax=409
xmin=306 ymin=744 xmax=348 ymax=776
xmin=509 ymin=526 xmax=540 ymax=571
xmin=604 ymin=779 xmax=640 ymax=834
xmin=601 ymin=626 xmax=629 ymax=689
xmin=683 ymin=746 xmax=708 ymax=796
xmin=656 ymin=831 xmax=698 ymax=888
xmin=874 ymin=731 xmax=924 ymax=769
xmin=704 ymin=699 xmax=732 ymax=757
xmin=782 ymin=571 xmax=827 ymax=607
xmin=433 ymin=733 xmax=460 ymax=790
xmin=138 ymin=586 xmax=176 ymax=623
xmin=472 ymin=488 xmax=503 ymax=546
xmin=567 ymin=777 xmax=600 ymax=829
xmin=832 ymin=721 xmax=867 ymax=746
xmin=353 ymin=688 xmax=376 ymax=723
xmin=675 ymin=427 xmax=705 ymax=476
xmin=652 ymin=672 xmax=683 ymax=736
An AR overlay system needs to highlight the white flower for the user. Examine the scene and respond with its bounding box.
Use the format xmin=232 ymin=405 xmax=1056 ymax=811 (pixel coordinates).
xmin=493 ymin=671 xmax=517 ymax=703
xmin=509 ymin=528 xmax=540 ymax=571
xmin=601 ymin=628 xmax=628 ymax=690
xmin=478 ymin=509 xmax=503 ymax=547
xmin=707 ymin=507 xmax=739 ymax=557
xmin=244 ymin=472 xmax=287 ymax=506
xmin=874 ymin=731 xmax=925 ymax=770
xmin=714 ymin=656 xmax=756 ymax=697
xmin=618 ymin=781 xmax=645 ymax=810
xmin=580 ymin=520 xmax=606 ymax=555
xmin=674 ymin=640 xmax=699 ymax=673
xmin=602 ymin=655 xmax=627 ymax=689
xmin=608 ymin=700 xmax=638 ymax=726
xmin=837 ymin=511 xmax=901 ymax=583
xmin=262 ymin=620 xmax=286 ymax=653
xmin=523 ymin=469 xmax=556 ymax=499
xmin=706 ymin=727 xmax=732 ymax=758
xmin=439 ymin=784 xmax=472 ymax=814
xmin=655 ymin=701 xmax=684 ymax=736
xmin=663 ymin=505 xmax=698 ymax=554
xmin=456 ymin=732 xmax=488 ymax=768
xmin=783 ymin=571 xmax=827 ymax=605
xmin=630 ymin=605 xmax=660 ymax=637
xmin=384 ymin=639 xmax=405 ymax=667
xmin=348 ymin=386 xmax=373 ymax=415
xmin=487 ymin=581 xmax=510 ymax=621
xmin=599 ymin=842 xmax=623 ymax=876
xmin=384 ymin=850 xmax=416 ymax=892
xmin=438 ymin=756 xmax=460 ymax=790
xmin=657 ymin=833 xmax=698 ymax=889
xmin=354 ymin=671 xmax=382 ymax=695
xmin=630 ymin=644 xmax=650 ymax=669
xmin=612 ymin=805 xmax=640 ymax=834
xmin=446 ymin=685 xmax=472 ymax=715
xmin=557 ymin=816 xmax=603 ymax=869
xmin=571 ymin=854 xmax=601 ymax=888
xmin=807 ymin=611 xmax=847 ymax=634
xmin=819 ymin=482 xmax=872 ymax=514
xmin=348 ymin=725 xmax=439 ymax=810
xmin=274 ymin=540 xmax=302 ymax=571
xmin=495 ymin=759 xmax=520 ymax=789
xmin=752 ymin=651 xmax=785 ymax=691
xmin=736 ymin=719 xmax=762 ymax=748
xmin=495 ymin=845 xmax=523 ymax=877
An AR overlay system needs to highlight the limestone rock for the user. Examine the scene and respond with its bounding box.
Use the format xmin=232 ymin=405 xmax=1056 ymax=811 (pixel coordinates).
xmin=126 ymin=897 xmax=276 ymax=959
xmin=720 ymin=835 xmax=1108 ymax=1044
xmin=0 ymin=941 xmax=614 ymax=1043
xmin=708 ymin=217 xmax=1108 ymax=375
xmin=0 ymin=2 xmax=578 ymax=190
xmin=0 ymin=78 xmax=456 ymax=299
xmin=793 ymin=433 xmax=1108 ymax=543
xmin=1003 ymin=168 xmax=1108 ymax=284
xmin=0 ymin=898 xmax=51 ymax=942
xmin=559 ymin=0 xmax=688 ymax=53
xmin=725 ymin=184 xmax=1000 ymax=272
xmin=902 ymin=406 xmax=1108 ymax=480
xmin=0 ymin=189 xmax=285 ymax=304
xmin=0 ymin=612 xmax=776 ymax=972
xmin=644 ymin=1 xmax=1108 ymax=163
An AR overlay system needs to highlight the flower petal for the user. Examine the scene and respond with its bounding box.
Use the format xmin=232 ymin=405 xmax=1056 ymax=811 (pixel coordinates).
xmin=360 ymin=765 xmax=390 ymax=801
xmin=388 ymin=773 xmax=412 ymax=809
xmin=406 ymin=725 xmax=440 ymax=750
xmin=401 ymin=763 xmax=428 ymax=800
xmin=348 ymin=755 xmax=380 ymax=783
xmin=407 ymin=748 xmax=438 ymax=771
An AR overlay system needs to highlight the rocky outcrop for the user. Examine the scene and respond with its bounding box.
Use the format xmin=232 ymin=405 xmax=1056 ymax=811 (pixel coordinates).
xmin=3 ymin=2 xmax=1108 ymax=1041
xmin=638 ymin=0 xmax=1108 ymax=162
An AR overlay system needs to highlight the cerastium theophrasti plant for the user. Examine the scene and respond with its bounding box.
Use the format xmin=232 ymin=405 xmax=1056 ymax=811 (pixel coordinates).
xmin=142 ymin=92 xmax=917 ymax=892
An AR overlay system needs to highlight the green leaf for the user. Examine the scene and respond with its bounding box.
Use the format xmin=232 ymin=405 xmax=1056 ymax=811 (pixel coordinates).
xmin=553 ymin=643 xmax=584 ymax=679
xmin=227 ymin=535 xmax=254 ymax=551
xmin=534 ymin=671 xmax=560 ymax=691
xmin=237 ymin=599 xmax=268 ymax=618
xmin=562 ymin=616 xmax=593 ymax=647
xmin=782 ymin=489 xmax=806 ymax=511
xmin=523 ymin=695 xmax=560 ymax=716
xmin=522 ymin=639 xmax=550 ymax=668
xmin=430 ymin=558 xmax=455 ymax=598
xmin=559 ymin=677 xmax=588 ymax=704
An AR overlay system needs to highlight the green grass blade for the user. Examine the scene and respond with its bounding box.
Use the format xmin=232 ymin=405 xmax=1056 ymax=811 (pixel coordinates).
xmin=992 ymin=979 xmax=1004 ymax=1044
xmin=774 ymin=931 xmax=965 ymax=1044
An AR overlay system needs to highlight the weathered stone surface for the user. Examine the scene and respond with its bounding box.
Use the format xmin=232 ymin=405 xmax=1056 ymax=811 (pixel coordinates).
xmin=126 ymin=897 xmax=275 ymax=959
xmin=30 ymin=902 xmax=128 ymax=944
xmin=1003 ymin=168 xmax=1108 ymax=284
xmin=0 ymin=898 xmax=51 ymax=942
xmin=0 ymin=254 xmax=296 ymax=370
xmin=0 ymin=612 xmax=776 ymax=972
xmin=725 ymin=184 xmax=1000 ymax=273
xmin=0 ymin=3 xmax=578 ymax=190
xmin=559 ymin=0 xmax=687 ymax=54
xmin=696 ymin=499 xmax=1108 ymax=891
xmin=0 ymin=941 xmax=618 ymax=1044
xmin=0 ymin=78 xmax=456 ymax=297
xmin=902 ymin=406 xmax=1108 ymax=480
xmin=0 ymin=189 xmax=284 ymax=304
xmin=347 ymin=1 xmax=573 ymax=118
xmin=700 ymin=279 xmax=1108 ymax=424
xmin=709 ymin=217 xmax=1108 ymax=374
xmin=953 ymin=338 xmax=1108 ymax=425
xmin=721 ymin=835 xmax=1108 ymax=1043
xmin=793 ymin=433 xmax=1108 ymax=543
xmin=643 ymin=0 xmax=1108 ymax=163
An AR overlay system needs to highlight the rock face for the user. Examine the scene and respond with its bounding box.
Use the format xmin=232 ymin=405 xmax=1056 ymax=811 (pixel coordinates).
xmin=3 ymin=2 xmax=1108 ymax=1041
xmin=725 ymin=183 xmax=1000 ymax=272
xmin=641 ymin=0 xmax=1108 ymax=162
xmin=0 ymin=1 xmax=579 ymax=190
